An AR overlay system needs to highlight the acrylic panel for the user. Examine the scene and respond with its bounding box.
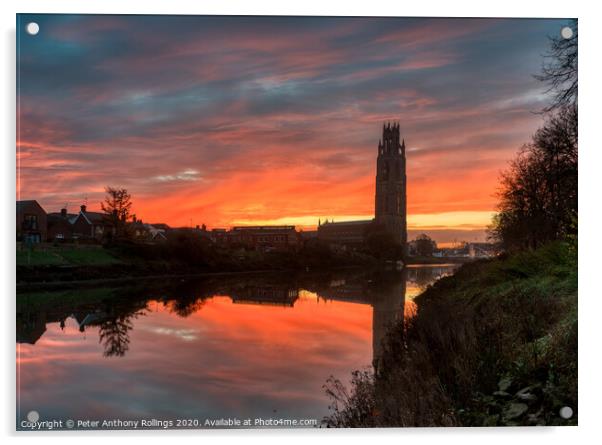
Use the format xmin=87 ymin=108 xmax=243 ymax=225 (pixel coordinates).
xmin=16 ymin=14 xmax=578 ymax=430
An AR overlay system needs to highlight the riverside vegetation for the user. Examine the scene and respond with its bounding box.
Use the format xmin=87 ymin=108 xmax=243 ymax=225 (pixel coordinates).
xmin=323 ymin=241 xmax=577 ymax=427
xmin=16 ymin=235 xmax=379 ymax=286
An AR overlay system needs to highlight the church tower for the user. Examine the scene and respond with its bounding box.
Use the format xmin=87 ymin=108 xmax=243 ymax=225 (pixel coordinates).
xmin=375 ymin=122 xmax=407 ymax=255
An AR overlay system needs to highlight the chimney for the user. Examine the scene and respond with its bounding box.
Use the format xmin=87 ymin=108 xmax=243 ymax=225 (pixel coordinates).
xmin=80 ymin=204 xmax=87 ymax=213
xmin=60 ymin=208 xmax=67 ymax=218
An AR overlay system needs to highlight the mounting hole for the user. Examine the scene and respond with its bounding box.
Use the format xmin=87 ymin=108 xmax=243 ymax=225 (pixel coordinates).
xmin=26 ymin=22 xmax=39 ymax=36
xmin=560 ymin=26 xmax=573 ymax=39
xmin=559 ymin=406 xmax=573 ymax=419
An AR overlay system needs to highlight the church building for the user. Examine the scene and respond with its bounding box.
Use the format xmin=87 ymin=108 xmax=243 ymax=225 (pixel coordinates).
xmin=317 ymin=122 xmax=407 ymax=255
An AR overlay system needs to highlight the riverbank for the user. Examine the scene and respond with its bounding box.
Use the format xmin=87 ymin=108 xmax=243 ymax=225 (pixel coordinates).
xmin=16 ymin=242 xmax=379 ymax=286
xmin=16 ymin=242 xmax=471 ymax=287
xmin=405 ymin=256 xmax=474 ymax=265
xmin=324 ymin=241 xmax=577 ymax=427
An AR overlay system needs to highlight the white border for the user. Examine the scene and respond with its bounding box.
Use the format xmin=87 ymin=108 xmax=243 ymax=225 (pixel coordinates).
xmin=2 ymin=1 xmax=600 ymax=444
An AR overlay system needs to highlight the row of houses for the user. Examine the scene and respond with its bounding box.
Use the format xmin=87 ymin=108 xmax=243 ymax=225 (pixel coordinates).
xmin=210 ymin=225 xmax=301 ymax=251
xmin=16 ymin=200 xmax=167 ymax=244
xmin=16 ymin=200 xmax=303 ymax=251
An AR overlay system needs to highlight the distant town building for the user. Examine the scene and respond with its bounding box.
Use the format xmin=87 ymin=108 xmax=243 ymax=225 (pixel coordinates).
xmin=431 ymin=242 xmax=496 ymax=259
xmin=317 ymin=220 xmax=370 ymax=246
xmin=467 ymin=242 xmax=497 ymax=258
xmin=16 ymin=200 xmax=47 ymax=243
xmin=227 ymin=226 xmax=300 ymax=251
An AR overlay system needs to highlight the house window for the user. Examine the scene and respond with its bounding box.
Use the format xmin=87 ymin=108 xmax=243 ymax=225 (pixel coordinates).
xmin=23 ymin=214 xmax=38 ymax=230
xmin=24 ymin=233 xmax=41 ymax=244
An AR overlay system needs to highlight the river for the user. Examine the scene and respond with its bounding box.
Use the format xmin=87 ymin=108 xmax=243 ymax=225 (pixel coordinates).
xmin=16 ymin=264 xmax=458 ymax=429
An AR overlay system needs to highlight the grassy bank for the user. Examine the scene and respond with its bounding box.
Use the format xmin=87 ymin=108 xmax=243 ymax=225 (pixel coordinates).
xmin=324 ymin=242 xmax=577 ymax=427
xmin=16 ymin=241 xmax=377 ymax=285
xmin=17 ymin=245 xmax=122 ymax=267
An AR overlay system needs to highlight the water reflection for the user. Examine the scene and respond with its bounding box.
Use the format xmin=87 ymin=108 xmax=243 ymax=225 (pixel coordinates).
xmin=16 ymin=265 xmax=456 ymax=428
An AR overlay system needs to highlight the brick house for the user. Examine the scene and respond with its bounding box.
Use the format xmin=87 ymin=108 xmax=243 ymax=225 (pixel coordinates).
xmin=16 ymin=200 xmax=47 ymax=243
xmin=71 ymin=205 xmax=113 ymax=241
xmin=47 ymin=208 xmax=77 ymax=241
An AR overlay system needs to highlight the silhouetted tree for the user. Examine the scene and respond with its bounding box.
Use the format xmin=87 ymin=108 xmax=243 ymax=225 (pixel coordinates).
xmin=489 ymin=106 xmax=577 ymax=250
xmin=101 ymin=187 xmax=133 ymax=239
xmin=535 ymin=19 xmax=577 ymax=112
xmin=414 ymin=234 xmax=436 ymax=257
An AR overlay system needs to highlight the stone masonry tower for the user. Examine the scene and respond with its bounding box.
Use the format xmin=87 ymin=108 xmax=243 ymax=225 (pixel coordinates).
xmin=375 ymin=122 xmax=407 ymax=255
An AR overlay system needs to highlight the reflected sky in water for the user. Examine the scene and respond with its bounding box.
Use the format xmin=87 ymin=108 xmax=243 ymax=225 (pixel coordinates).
xmin=17 ymin=265 xmax=457 ymax=428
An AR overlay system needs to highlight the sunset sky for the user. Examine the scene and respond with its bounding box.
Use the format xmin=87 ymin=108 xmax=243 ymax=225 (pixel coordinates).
xmin=16 ymin=15 xmax=567 ymax=243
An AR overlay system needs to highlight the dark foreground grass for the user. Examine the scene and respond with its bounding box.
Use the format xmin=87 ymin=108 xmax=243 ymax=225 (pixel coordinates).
xmin=16 ymin=246 xmax=122 ymax=267
xmin=324 ymin=242 xmax=577 ymax=427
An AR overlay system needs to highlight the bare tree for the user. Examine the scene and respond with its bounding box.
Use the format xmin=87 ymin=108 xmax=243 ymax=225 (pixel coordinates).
xmin=489 ymin=106 xmax=577 ymax=250
xmin=535 ymin=19 xmax=577 ymax=112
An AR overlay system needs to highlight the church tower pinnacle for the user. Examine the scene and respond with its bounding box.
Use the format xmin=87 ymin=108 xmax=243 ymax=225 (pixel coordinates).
xmin=375 ymin=122 xmax=407 ymax=255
